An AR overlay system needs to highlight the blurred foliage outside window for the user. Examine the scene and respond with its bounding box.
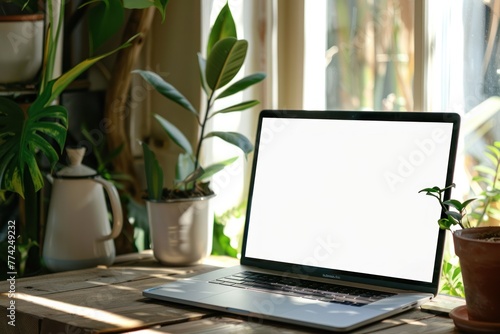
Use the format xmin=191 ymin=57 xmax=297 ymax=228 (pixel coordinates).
xmin=325 ymin=0 xmax=414 ymax=111
xmin=317 ymin=0 xmax=500 ymax=297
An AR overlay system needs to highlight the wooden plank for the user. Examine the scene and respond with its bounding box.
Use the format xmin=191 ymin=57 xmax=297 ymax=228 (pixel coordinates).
xmin=1 ymin=310 xmax=41 ymax=334
xmin=126 ymin=311 xmax=455 ymax=334
xmin=0 ymin=257 xmax=228 ymax=333
xmin=369 ymin=316 xmax=455 ymax=334
xmin=1 ymin=275 xmax=216 ymax=334
xmin=352 ymin=310 xmax=454 ymax=334
xmin=0 ymin=261 xmax=219 ymax=299
xmin=128 ymin=315 xmax=320 ymax=334
xmin=39 ymin=303 xmax=212 ymax=334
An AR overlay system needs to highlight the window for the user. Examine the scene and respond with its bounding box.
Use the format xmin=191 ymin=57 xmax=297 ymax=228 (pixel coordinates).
xmin=323 ymin=0 xmax=415 ymax=111
xmin=300 ymin=0 xmax=500 ymax=197
xmin=194 ymin=1 xmax=500 ymax=263
xmin=299 ymin=0 xmax=500 ymax=296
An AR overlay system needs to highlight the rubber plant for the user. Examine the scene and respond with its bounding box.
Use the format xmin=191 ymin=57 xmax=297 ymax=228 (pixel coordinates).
xmin=0 ymin=0 xmax=168 ymax=276
xmin=136 ymin=2 xmax=266 ymax=200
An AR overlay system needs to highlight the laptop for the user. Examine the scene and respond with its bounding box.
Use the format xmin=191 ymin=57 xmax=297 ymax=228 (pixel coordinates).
xmin=143 ymin=110 xmax=461 ymax=332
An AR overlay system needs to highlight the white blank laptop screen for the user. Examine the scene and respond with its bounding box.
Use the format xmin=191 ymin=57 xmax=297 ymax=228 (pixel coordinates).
xmin=245 ymin=117 xmax=454 ymax=283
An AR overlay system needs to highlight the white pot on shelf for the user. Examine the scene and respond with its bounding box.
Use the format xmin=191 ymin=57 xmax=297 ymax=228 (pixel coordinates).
xmin=0 ymin=13 xmax=44 ymax=84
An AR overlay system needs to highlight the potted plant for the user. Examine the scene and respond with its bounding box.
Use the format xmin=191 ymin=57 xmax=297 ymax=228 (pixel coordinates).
xmin=0 ymin=0 xmax=44 ymax=84
xmin=134 ymin=3 xmax=265 ymax=266
xmin=0 ymin=0 xmax=169 ymax=276
xmin=419 ymin=142 xmax=500 ymax=328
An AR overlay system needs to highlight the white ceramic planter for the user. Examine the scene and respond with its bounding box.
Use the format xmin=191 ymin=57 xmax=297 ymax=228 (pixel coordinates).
xmin=146 ymin=195 xmax=215 ymax=266
xmin=0 ymin=14 xmax=44 ymax=84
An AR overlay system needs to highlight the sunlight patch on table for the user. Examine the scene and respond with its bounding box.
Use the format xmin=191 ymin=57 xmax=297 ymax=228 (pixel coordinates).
xmin=85 ymin=281 xmax=137 ymax=291
xmin=15 ymin=293 xmax=144 ymax=327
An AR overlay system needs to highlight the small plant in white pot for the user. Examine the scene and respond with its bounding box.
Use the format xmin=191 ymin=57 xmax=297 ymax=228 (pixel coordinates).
xmin=420 ymin=142 xmax=500 ymax=329
xmin=134 ymin=3 xmax=265 ymax=266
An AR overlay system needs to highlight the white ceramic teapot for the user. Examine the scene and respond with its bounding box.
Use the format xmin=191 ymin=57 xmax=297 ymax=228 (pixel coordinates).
xmin=43 ymin=147 xmax=123 ymax=272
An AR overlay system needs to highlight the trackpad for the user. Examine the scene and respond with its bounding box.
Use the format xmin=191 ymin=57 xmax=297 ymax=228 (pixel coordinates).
xmin=200 ymin=289 xmax=313 ymax=316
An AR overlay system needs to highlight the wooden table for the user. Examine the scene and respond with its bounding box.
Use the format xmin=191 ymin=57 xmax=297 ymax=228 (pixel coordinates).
xmin=0 ymin=252 xmax=462 ymax=333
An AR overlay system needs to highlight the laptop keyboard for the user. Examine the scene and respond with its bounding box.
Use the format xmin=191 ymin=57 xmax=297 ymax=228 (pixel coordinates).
xmin=209 ymin=271 xmax=395 ymax=307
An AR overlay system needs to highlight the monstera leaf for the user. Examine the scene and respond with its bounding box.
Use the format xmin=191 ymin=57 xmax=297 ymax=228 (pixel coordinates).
xmin=0 ymin=29 xmax=142 ymax=198
xmin=0 ymin=82 xmax=68 ymax=198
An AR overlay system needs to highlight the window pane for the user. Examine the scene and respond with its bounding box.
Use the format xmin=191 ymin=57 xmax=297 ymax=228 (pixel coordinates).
xmin=325 ymin=0 xmax=414 ymax=110
xmin=426 ymin=1 xmax=500 ymax=193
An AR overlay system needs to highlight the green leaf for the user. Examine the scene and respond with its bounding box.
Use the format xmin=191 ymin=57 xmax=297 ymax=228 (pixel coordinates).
xmin=141 ymin=142 xmax=163 ymax=200
xmin=461 ymin=198 xmax=476 ymax=208
xmin=216 ymin=72 xmax=266 ymax=99
xmin=198 ymin=53 xmax=211 ymax=96
xmin=210 ymin=100 xmax=260 ymax=118
xmin=451 ymin=266 xmax=462 ymax=280
xmin=204 ymin=131 xmax=253 ymax=157
xmin=487 ymin=207 xmax=500 ymax=219
xmin=438 ymin=218 xmax=453 ymax=230
xmin=473 ymin=175 xmax=494 ymax=187
xmin=212 ymin=218 xmax=238 ymax=257
xmin=154 ymin=114 xmax=193 ymax=155
xmin=124 ymin=0 xmax=169 ymax=21
xmin=0 ymin=95 xmax=68 ymax=198
xmin=133 ymin=70 xmax=198 ymax=116
xmin=50 ymin=34 xmax=139 ymax=107
xmin=206 ymin=38 xmax=248 ymax=91
xmin=207 ymin=2 xmax=237 ymax=55
xmin=486 ymin=145 xmax=500 ymax=160
xmin=87 ymin=0 xmax=125 ymax=54
xmin=484 ymin=152 xmax=500 ymax=168
xmin=183 ymin=156 xmax=239 ymax=184
xmin=175 ymin=152 xmax=195 ymax=186
xmin=446 ymin=211 xmax=463 ymax=223
xmin=443 ymin=199 xmax=464 ymax=211
xmin=123 ymin=0 xmax=168 ymax=18
xmin=41 ymin=1 xmax=64 ymax=92
xmin=474 ymin=165 xmax=496 ymax=177
xmin=419 ymin=186 xmax=441 ymax=194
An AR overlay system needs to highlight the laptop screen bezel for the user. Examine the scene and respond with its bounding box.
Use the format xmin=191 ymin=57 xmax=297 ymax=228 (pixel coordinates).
xmin=240 ymin=110 xmax=461 ymax=295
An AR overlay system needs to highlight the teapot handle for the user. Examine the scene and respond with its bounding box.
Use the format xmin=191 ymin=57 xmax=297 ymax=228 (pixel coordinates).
xmin=94 ymin=177 xmax=123 ymax=241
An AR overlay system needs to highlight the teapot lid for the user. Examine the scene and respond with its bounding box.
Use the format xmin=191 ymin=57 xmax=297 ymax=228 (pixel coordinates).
xmin=55 ymin=147 xmax=97 ymax=178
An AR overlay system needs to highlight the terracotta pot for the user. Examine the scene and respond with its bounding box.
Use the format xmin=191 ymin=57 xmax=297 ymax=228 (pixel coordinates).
xmin=146 ymin=195 xmax=215 ymax=266
xmin=453 ymin=226 xmax=500 ymax=322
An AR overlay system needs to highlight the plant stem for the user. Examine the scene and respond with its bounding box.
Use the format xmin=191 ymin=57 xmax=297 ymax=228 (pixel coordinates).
xmin=41 ymin=0 xmax=64 ymax=95
xmin=23 ymin=166 xmax=41 ymax=276
xmin=194 ymin=92 xmax=214 ymax=171
xmin=476 ymin=152 xmax=500 ymax=227
xmin=437 ymin=187 xmax=465 ymax=230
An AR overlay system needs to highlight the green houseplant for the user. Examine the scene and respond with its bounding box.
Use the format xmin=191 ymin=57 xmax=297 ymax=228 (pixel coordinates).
xmin=0 ymin=0 xmax=168 ymax=276
xmin=420 ymin=142 xmax=500 ymax=326
xmin=134 ymin=3 xmax=265 ymax=265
